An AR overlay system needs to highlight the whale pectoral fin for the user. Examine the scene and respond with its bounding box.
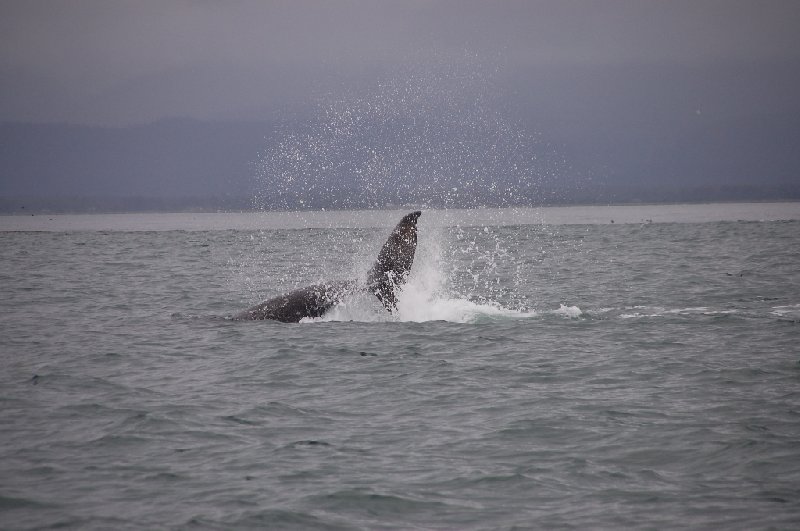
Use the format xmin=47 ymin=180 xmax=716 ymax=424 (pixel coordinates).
xmin=367 ymin=211 xmax=420 ymax=313
xmin=238 ymin=211 xmax=420 ymax=321
xmin=370 ymin=274 xmax=399 ymax=312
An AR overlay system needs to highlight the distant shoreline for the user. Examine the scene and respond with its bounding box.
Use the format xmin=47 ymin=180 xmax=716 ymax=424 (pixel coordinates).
xmin=3 ymin=202 xmax=799 ymax=232
xmin=2 ymin=197 xmax=800 ymax=217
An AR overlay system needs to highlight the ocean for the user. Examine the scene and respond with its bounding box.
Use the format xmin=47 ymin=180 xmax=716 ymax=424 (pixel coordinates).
xmin=1 ymin=203 xmax=799 ymax=530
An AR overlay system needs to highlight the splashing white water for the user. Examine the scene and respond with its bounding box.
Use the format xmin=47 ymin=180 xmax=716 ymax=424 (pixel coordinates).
xmin=303 ymin=283 xmax=539 ymax=324
xmin=551 ymin=304 xmax=583 ymax=318
xmin=252 ymin=59 xmax=564 ymax=212
xmin=300 ymin=225 xmax=554 ymax=324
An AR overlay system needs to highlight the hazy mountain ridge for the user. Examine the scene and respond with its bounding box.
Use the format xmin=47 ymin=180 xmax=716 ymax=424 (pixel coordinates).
xmin=1 ymin=113 xmax=798 ymax=213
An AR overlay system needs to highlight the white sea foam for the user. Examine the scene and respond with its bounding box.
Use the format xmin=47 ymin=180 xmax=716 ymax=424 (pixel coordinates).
xmin=551 ymin=304 xmax=583 ymax=318
xmin=618 ymin=305 xmax=744 ymax=319
xmin=771 ymin=304 xmax=800 ymax=319
xmin=305 ymin=269 xmax=538 ymax=324
xmin=395 ymin=291 xmax=537 ymax=323
xmin=307 ymin=293 xmax=537 ymax=324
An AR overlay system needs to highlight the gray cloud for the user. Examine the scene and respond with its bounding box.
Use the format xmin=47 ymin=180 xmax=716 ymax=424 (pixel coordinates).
xmin=1 ymin=1 xmax=799 ymax=125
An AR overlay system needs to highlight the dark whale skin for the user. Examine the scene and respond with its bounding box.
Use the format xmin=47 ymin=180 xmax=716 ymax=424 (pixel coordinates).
xmin=367 ymin=211 xmax=421 ymax=312
xmin=236 ymin=211 xmax=421 ymax=322
xmin=235 ymin=281 xmax=356 ymax=322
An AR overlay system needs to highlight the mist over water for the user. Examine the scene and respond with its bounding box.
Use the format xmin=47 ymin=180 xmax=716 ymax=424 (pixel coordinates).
xmin=246 ymin=62 xmax=584 ymax=324
xmin=253 ymin=61 xmax=566 ymax=211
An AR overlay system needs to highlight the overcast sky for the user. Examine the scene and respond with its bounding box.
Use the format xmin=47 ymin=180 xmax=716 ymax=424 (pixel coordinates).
xmin=2 ymin=0 xmax=799 ymax=125
xmin=1 ymin=0 xmax=799 ymax=208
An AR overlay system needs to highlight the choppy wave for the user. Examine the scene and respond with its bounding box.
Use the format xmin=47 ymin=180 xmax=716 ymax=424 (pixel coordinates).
xmin=2 ymin=216 xmax=799 ymax=530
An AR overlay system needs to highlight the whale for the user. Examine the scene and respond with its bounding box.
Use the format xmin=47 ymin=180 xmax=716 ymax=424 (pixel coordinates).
xmin=236 ymin=211 xmax=421 ymax=322
xmin=367 ymin=210 xmax=420 ymax=311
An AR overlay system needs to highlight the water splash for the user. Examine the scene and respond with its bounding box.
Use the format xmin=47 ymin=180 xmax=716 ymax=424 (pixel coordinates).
xmin=300 ymin=220 xmax=579 ymax=324
xmin=552 ymin=304 xmax=583 ymax=318
xmin=253 ymin=59 xmax=562 ymax=211
xmin=245 ymin=57 xmax=578 ymax=321
xmin=229 ymin=212 xmax=588 ymax=324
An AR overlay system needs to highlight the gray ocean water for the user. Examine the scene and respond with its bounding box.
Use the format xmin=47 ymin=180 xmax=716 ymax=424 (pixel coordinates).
xmin=2 ymin=204 xmax=799 ymax=530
